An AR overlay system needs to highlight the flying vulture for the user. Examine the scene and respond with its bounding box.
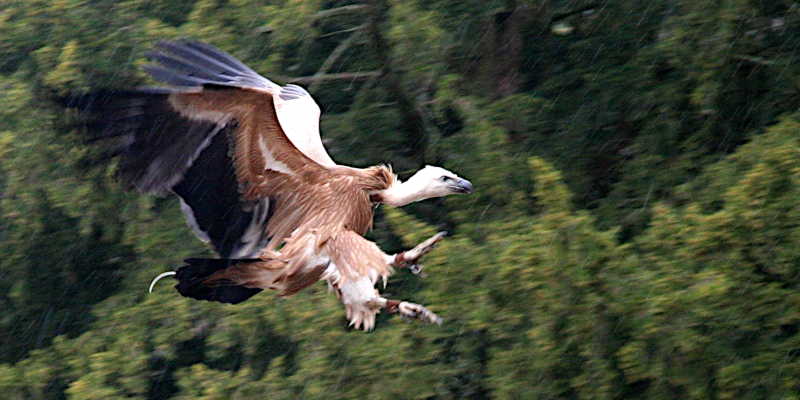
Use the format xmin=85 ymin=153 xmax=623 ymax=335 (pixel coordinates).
xmin=67 ymin=40 xmax=473 ymax=330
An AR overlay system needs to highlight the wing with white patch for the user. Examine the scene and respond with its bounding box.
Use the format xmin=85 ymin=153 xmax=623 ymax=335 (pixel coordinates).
xmin=142 ymin=40 xmax=333 ymax=193
xmin=147 ymin=40 xmax=336 ymax=167
xmin=65 ymin=40 xmax=340 ymax=257
xmin=275 ymin=84 xmax=336 ymax=167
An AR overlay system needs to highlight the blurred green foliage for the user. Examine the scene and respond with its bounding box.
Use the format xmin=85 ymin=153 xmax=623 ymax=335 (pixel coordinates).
xmin=1 ymin=0 xmax=800 ymax=398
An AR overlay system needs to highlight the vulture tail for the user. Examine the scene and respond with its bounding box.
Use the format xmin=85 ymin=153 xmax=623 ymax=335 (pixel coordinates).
xmin=174 ymin=258 xmax=264 ymax=304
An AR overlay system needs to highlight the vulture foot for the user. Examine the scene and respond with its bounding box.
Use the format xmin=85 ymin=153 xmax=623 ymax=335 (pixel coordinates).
xmin=397 ymin=301 xmax=442 ymax=325
xmin=392 ymin=231 xmax=447 ymax=277
xmin=382 ymin=299 xmax=442 ymax=325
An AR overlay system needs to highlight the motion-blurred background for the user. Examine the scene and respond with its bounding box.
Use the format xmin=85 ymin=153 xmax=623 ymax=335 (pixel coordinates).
xmin=1 ymin=1 xmax=799 ymax=398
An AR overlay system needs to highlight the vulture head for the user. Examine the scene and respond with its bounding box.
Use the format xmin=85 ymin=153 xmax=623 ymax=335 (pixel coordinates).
xmin=379 ymin=165 xmax=473 ymax=207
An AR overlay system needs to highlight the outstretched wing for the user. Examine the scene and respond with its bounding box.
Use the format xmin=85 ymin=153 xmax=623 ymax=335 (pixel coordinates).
xmin=145 ymin=41 xmax=336 ymax=167
xmin=67 ymin=40 xmax=335 ymax=257
xmin=143 ymin=40 xmax=332 ymax=192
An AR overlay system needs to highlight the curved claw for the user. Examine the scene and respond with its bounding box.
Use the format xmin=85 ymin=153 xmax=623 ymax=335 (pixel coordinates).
xmin=408 ymin=264 xmax=423 ymax=275
xmin=407 ymin=264 xmax=427 ymax=278
xmin=148 ymin=271 xmax=176 ymax=293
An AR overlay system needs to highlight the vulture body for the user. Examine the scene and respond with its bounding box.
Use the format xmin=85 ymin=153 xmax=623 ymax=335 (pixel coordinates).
xmin=68 ymin=40 xmax=472 ymax=330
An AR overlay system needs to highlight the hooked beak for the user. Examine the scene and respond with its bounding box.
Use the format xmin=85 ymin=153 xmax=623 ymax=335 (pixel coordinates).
xmin=452 ymin=179 xmax=474 ymax=194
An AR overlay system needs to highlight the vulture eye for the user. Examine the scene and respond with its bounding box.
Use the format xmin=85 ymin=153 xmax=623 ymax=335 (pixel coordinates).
xmin=440 ymin=176 xmax=453 ymax=182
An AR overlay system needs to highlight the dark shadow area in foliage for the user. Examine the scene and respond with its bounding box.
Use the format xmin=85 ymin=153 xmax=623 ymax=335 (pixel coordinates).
xmin=1 ymin=191 xmax=134 ymax=364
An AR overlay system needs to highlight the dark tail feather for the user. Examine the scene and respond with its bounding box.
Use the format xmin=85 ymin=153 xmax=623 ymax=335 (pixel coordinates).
xmin=175 ymin=258 xmax=263 ymax=304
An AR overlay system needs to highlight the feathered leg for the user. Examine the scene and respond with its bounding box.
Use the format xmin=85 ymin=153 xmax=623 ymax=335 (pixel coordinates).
xmin=327 ymin=231 xmax=447 ymax=330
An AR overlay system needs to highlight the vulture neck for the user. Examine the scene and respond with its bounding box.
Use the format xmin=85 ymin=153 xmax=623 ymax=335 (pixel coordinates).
xmin=380 ymin=177 xmax=432 ymax=207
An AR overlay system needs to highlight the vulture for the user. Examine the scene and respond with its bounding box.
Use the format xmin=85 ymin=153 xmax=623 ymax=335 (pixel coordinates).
xmin=67 ymin=40 xmax=473 ymax=330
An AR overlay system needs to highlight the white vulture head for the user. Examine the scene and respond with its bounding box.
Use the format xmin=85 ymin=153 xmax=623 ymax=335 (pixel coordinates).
xmin=376 ymin=165 xmax=473 ymax=207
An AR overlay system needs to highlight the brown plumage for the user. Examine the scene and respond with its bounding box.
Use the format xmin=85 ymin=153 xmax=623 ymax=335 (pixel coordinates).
xmin=70 ymin=40 xmax=473 ymax=330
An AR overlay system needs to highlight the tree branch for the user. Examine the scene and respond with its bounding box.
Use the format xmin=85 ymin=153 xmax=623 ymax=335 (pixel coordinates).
xmin=310 ymin=29 xmax=365 ymax=92
xmin=314 ymin=4 xmax=369 ymax=20
xmin=733 ymin=55 xmax=776 ymax=66
xmin=318 ymin=24 xmax=366 ymax=38
xmin=286 ymin=71 xmax=381 ymax=84
xmin=549 ymin=3 xmax=599 ymax=25
xmin=364 ymin=0 xmax=429 ymax=162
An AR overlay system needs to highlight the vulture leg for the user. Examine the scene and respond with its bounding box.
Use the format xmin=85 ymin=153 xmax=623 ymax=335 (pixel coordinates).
xmin=390 ymin=231 xmax=447 ymax=276
xmin=366 ymin=298 xmax=442 ymax=325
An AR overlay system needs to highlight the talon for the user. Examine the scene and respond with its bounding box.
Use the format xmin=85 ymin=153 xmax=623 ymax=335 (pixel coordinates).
xmin=407 ymin=264 xmax=427 ymax=278
xmin=409 ymin=264 xmax=423 ymax=275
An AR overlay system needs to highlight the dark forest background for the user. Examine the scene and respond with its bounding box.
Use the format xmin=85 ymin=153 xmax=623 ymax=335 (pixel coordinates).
xmin=2 ymin=1 xmax=800 ymax=398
